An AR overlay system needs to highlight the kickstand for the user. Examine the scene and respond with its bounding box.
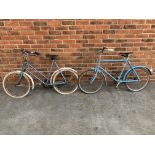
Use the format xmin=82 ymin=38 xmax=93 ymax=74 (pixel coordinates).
xmin=115 ymin=82 xmax=121 ymax=89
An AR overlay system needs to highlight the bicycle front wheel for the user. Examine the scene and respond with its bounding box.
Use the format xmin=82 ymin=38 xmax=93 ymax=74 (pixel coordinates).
xmin=125 ymin=67 xmax=150 ymax=92
xmin=52 ymin=69 xmax=78 ymax=94
xmin=78 ymin=69 xmax=105 ymax=94
xmin=3 ymin=71 xmax=31 ymax=98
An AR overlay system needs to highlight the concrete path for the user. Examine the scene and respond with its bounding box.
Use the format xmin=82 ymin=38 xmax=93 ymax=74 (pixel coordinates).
xmin=0 ymin=83 xmax=155 ymax=135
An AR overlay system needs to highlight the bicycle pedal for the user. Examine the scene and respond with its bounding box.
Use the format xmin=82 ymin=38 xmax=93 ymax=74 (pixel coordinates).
xmin=115 ymin=83 xmax=120 ymax=89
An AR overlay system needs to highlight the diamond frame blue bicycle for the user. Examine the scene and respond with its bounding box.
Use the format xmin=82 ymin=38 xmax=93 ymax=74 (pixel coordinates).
xmin=78 ymin=47 xmax=153 ymax=94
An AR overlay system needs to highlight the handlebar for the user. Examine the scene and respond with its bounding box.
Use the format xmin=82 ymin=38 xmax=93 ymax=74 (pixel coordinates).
xmin=21 ymin=49 xmax=40 ymax=56
xmin=98 ymin=47 xmax=114 ymax=54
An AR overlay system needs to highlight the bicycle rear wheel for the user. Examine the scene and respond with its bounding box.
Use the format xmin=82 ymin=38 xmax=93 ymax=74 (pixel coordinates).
xmin=125 ymin=67 xmax=150 ymax=91
xmin=3 ymin=71 xmax=31 ymax=98
xmin=78 ymin=69 xmax=105 ymax=94
xmin=52 ymin=69 xmax=78 ymax=94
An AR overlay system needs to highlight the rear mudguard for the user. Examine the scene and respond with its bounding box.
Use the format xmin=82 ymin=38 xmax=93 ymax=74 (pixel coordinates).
xmin=91 ymin=67 xmax=107 ymax=86
xmin=16 ymin=70 xmax=34 ymax=90
xmin=123 ymin=66 xmax=152 ymax=81
xmin=50 ymin=67 xmax=78 ymax=83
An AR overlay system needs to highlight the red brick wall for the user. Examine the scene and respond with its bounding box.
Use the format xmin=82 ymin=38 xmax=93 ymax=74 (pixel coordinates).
xmin=0 ymin=19 xmax=155 ymax=82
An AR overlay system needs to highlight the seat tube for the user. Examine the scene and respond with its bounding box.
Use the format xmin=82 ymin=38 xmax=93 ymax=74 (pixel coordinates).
xmin=128 ymin=60 xmax=140 ymax=80
xmin=47 ymin=59 xmax=55 ymax=80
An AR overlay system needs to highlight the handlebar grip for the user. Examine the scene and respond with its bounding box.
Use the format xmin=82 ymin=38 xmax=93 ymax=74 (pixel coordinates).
xmin=107 ymin=48 xmax=114 ymax=52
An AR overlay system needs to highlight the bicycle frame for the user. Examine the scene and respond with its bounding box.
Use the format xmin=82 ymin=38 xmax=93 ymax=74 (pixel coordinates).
xmin=20 ymin=59 xmax=66 ymax=86
xmin=94 ymin=57 xmax=140 ymax=84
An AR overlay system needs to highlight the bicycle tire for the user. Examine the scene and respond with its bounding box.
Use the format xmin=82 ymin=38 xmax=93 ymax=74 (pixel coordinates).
xmin=125 ymin=67 xmax=150 ymax=92
xmin=78 ymin=69 xmax=105 ymax=94
xmin=52 ymin=69 xmax=78 ymax=94
xmin=3 ymin=71 xmax=31 ymax=98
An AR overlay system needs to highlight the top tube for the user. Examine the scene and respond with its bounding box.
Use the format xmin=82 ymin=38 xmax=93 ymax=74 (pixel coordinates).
xmin=97 ymin=59 xmax=128 ymax=63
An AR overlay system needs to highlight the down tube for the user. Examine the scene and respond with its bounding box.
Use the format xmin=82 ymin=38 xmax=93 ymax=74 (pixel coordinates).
xmin=98 ymin=66 xmax=118 ymax=81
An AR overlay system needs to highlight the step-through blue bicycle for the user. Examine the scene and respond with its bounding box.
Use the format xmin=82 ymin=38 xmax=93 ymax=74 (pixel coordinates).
xmin=78 ymin=47 xmax=153 ymax=94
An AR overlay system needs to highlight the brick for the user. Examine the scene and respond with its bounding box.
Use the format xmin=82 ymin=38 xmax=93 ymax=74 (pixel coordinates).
xmin=151 ymin=25 xmax=155 ymax=29
xmin=35 ymin=31 xmax=48 ymax=35
xmin=5 ymin=21 xmax=19 ymax=26
xmin=137 ymin=25 xmax=150 ymax=29
xmin=49 ymin=30 xmax=61 ymax=35
xmin=146 ymin=20 xmax=155 ymax=24
xmin=124 ymin=25 xmax=136 ymax=29
xmin=90 ymin=20 xmax=103 ymax=25
xmin=121 ymin=43 xmax=133 ymax=47
xmin=20 ymin=30 xmax=34 ymax=35
xmin=143 ymin=30 xmax=155 ymax=33
xmin=83 ymin=35 xmax=95 ymax=39
xmin=69 ymin=26 xmax=81 ymax=30
xmin=62 ymin=20 xmax=75 ymax=25
xmin=118 ymin=20 xmax=132 ymax=24
xmin=76 ymin=20 xmax=89 ymax=25
xmin=132 ymin=20 xmax=145 ymax=24
xmin=110 ymin=25 xmax=123 ymax=29
xmin=115 ymin=48 xmax=126 ymax=51
xmin=33 ymin=21 xmax=47 ymax=26
xmin=37 ymin=40 xmax=49 ymax=44
xmin=0 ymin=22 xmax=4 ymax=26
xmin=8 ymin=31 xmax=20 ymax=35
xmin=19 ymin=22 xmax=33 ymax=26
xmin=51 ymin=48 xmax=63 ymax=52
xmin=29 ymin=36 xmax=42 ymax=40
xmin=140 ymin=47 xmax=151 ymax=50
xmin=102 ymin=39 xmax=114 ymax=43
xmin=23 ymin=40 xmax=36 ymax=44
xmin=142 ymin=39 xmax=154 ymax=42
xmin=116 ymin=39 xmax=127 ymax=43
xmin=56 ymin=35 xmax=69 ymax=39
xmin=50 ymin=40 xmax=62 ymax=44
xmin=31 ymin=45 xmax=44 ymax=48
xmin=103 ymin=30 xmax=115 ymax=34
xmin=41 ymin=26 xmax=54 ymax=30
xmin=63 ymin=40 xmax=75 ymax=44
xmin=55 ymin=26 xmax=68 ymax=30
xmin=96 ymin=25 xmax=110 ymax=29
xmin=76 ymin=40 xmax=88 ymax=43
xmin=63 ymin=31 xmax=75 ymax=35
xmin=15 ymin=35 xmax=30 ymax=40
xmin=43 ymin=36 xmax=55 ymax=39
xmin=57 ymin=44 xmax=69 ymax=48
xmin=83 ymin=44 xmax=95 ymax=47
xmin=104 ymin=20 xmax=118 ymax=24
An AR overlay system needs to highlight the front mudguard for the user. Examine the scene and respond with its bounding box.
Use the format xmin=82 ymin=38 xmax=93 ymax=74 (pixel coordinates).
xmin=91 ymin=67 xmax=107 ymax=86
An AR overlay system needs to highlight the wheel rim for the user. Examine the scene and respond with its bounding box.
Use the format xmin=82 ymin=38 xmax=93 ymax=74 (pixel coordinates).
xmin=3 ymin=71 xmax=30 ymax=98
xmin=125 ymin=68 xmax=150 ymax=91
xmin=79 ymin=69 xmax=104 ymax=93
xmin=53 ymin=70 xmax=78 ymax=94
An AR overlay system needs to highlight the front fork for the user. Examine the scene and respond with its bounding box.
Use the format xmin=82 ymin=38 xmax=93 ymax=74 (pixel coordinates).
xmin=90 ymin=66 xmax=100 ymax=84
xmin=16 ymin=62 xmax=27 ymax=85
xmin=16 ymin=71 xmax=24 ymax=85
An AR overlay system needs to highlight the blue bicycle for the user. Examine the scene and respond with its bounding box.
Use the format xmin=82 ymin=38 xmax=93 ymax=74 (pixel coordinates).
xmin=78 ymin=47 xmax=153 ymax=94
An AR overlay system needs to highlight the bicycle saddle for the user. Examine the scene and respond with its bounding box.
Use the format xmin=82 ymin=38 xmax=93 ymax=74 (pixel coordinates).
xmin=119 ymin=52 xmax=133 ymax=57
xmin=46 ymin=54 xmax=58 ymax=60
